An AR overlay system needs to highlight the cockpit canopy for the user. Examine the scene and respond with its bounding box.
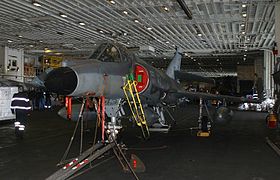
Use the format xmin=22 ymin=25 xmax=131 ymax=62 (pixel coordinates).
xmin=89 ymin=43 xmax=129 ymax=63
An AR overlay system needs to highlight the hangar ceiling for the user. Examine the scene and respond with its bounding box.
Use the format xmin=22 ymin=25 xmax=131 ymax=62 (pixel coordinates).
xmin=0 ymin=0 xmax=277 ymax=75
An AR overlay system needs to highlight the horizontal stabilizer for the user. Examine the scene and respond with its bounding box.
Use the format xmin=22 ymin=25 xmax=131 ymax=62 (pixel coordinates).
xmin=174 ymin=71 xmax=215 ymax=84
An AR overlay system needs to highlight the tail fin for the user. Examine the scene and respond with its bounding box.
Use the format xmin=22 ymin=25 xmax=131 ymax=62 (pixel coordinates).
xmin=166 ymin=47 xmax=183 ymax=79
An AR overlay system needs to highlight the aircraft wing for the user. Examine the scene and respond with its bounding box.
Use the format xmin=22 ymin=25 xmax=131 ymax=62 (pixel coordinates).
xmin=174 ymin=71 xmax=215 ymax=84
xmin=0 ymin=71 xmax=49 ymax=89
xmin=174 ymin=90 xmax=261 ymax=103
xmin=0 ymin=77 xmax=32 ymax=88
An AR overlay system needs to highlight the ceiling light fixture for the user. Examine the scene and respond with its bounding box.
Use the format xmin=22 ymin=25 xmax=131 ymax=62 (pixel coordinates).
xmin=216 ymin=59 xmax=219 ymax=61
xmin=7 ymin=40 xmax=13 ymax=43
xmin=18 ymin=35 xmax=23 ymax=38
xmin=147 ymin=27 xmax=152 ymax=30
xmin=243 ymin=58 xmax=246 ymax=61
xmin=242 ymin=4 xmax=247 ymax=8
xmin=244 ymin=54 xmax=247 ymax=57
xmin=60 ymin=13 xmax=67 ymax=18
xmin=241 ymin=31 xmax=245 ymax=35
xmin=99 ymin=30 xmax=104 ymax=33
xmin=241 ymin=24 xmax=245 ymax=27
xmin=39 ymin=40 xmax=43 ymax=43
xmin=29 ymin=45 xmax=34 ymax=47
xmin=242 ymin=13 xmax=247 ymax=17
xmin=197 ymin=33 xmax=202 ymax=37
xmin=109 ymin=0 xmax=116 ymax=4
xmin=79 ymin=22 xmax=85 ymax=26
xmin=32 ymin=1 xmax=42 ymax=7
xmin=134 ymin=19 xmax=139 ymax=23
xmin=163 ymin=6 xmax=169 ymax=11
xmin=45 ymin=49 xmax=52 ymax=53
xmin=123 ymin=10 xmax=128 ymax=15
xmin=245 ymin=49 xmax=248 ymax=52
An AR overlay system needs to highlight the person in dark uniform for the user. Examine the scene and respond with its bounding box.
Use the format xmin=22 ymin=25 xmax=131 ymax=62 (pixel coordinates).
xmin=10 ymin=87 xmax=31 ymax=139
xmin=44 ymin=91 xmax=52 ymax=109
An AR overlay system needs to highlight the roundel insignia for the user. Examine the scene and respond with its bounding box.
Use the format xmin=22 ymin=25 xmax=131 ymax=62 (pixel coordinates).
xmin=134 ymin=64 xmax=149 ymax=93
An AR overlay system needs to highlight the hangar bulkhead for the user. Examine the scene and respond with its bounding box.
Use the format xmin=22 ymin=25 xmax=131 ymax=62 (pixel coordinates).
xmin=1 ymin=1 xmax=280 ymax=180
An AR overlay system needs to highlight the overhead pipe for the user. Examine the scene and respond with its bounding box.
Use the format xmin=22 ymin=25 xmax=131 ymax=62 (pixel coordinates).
xmin=176 ymin=0 xmax=192 ymax=20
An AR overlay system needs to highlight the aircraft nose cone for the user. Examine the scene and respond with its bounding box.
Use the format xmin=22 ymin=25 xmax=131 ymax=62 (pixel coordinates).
xmin=44 ymin=67 xmax=77 ymax=95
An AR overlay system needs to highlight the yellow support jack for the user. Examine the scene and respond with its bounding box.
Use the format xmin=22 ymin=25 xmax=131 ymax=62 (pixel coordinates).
xmin=196 ymin=98 xmax=211 ymax=137
xmin=197 ymin=130 xmax=210 ymax=137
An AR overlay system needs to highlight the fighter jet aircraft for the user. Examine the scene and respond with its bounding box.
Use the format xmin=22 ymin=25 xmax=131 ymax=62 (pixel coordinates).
xmin=44 ymin=43 xmax=258 ymax=134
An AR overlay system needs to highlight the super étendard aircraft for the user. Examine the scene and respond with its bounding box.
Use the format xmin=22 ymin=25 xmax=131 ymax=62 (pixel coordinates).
xmin=43 ymin=42 xmax=258 ymax=137
xmin=42 ymin=42 xmax=262 ymax=180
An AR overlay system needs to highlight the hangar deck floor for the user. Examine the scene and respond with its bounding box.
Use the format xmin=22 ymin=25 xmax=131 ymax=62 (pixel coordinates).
xmin=0 ymin=104 xmax=280 ymax=180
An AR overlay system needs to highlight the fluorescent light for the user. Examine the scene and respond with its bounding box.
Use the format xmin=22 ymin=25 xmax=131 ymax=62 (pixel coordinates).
xmin=39 ymin=40 xmax=43 ymax=43
xmin=60 ymin=13 xmax=67 ymax=18
xmin=241 ymin=31 xmax=245 ymax=34
xmin=79 ymin=22 xmax=85 ymax=26
xmin=242 ymin=13 xmax=247 ymax=17
xmin=32 ymin=1 xmax=41 ymax=7
xmin=242 ymin=4 xmax=247 ymax=8
xmin=147 ymin=27 xmax=152 ymax=30
xmin=197 ymin=33 xmax=202 ymax=37
xmin=109 ymin=0 xmax=115 ymax=4
xmin=29 ymin=45 xmax=34 ymax=47
xmin=166 ymin=41 xmax=170 ymax=44
xmin=99 ymin=30 xmax=104 ymax=33
xmin=241 ymin=24 xmax=245 ymax=27
xmin=123 ymin=11 xmax=128 ymax=15
xmin=45 ymin=49 xmax=52 ymax=53
xmin=247 ymin=38 xmax=250 ymax=41
xmin=245 ymin=49 xmax=248 ymax=52
xmin=18 ymin=35 xmax=23 ymax=38
xmin=7 ymin=40 xmax=13 ymax=43
xmin=134 ymin=19 xmax=139 ymax=23
xmin=164 ymin=57 xmax=166 ymax=60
